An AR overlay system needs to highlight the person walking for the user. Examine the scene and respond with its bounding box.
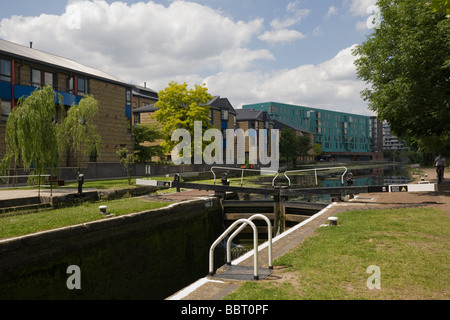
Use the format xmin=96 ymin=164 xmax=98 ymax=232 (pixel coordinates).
xmin=433 ymin=154 xmax=446 ymax=183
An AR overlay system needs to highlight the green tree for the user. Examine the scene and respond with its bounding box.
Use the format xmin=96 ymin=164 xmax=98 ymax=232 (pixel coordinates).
xmin=313 ymin=143 xmax=322 ymax=159
xmin=353 ymin=0 xmax=449 ymax=154
xmin=57 ymin=95 xmax=101 ymax=171
xmin=428 ymin=0 xmax=450 ymax=15
xmin=297 ymin=135 xmax=312 ymax=161
xmin=116 ymin=147 xmax=135 ymax=185
xmin=1 ymin=85 xmax=61 ymax=179
xmin=154 ymin=81 xmax=213 ymax=158
xmin=279 ymin=127 xmax=296 ymax=166
xmin=279 ymin=128 xmax=312 ymax=167
xmin=133 ymin=123 xmax=166 ymax=162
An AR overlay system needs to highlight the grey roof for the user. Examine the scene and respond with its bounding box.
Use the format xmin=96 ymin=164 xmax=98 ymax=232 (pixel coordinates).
xmin=132 ymin=85 xmax=159 ymax=100
xmin=133 ymin=103 xmax=158 ymax=113
xmin=236 ymin=108 xmax=272 ymax=122
xmin=0 ymin=39 xmax=129 ymax=86
xmin=272 ymin=119 xmax=312 ymax=134
xmin=206 ymin=96 xmax=237 ymax=114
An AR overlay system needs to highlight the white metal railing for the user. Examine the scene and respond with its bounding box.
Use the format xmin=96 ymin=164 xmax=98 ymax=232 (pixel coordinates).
xmin=210 ymin=166 xmax=279 ymax=187
xmin=226 ymin=214 xmax=273 ymax=270
xmin=209 ymin=218 xmax=260 ymax=280
xmin=283 ymin=166 xmax=348 ymax=186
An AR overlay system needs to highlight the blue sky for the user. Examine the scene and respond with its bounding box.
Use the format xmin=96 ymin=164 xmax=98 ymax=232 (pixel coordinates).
xmin=0 ymin=0 xmax=377 ymax=115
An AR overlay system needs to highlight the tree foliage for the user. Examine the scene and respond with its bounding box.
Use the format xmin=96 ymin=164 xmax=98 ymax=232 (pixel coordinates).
xmin=116 ymin=147 xmax=135 ymax=185
xmin=428 ymin=0 xmax=450 ymax=15
xmin=1 ymin=85 xmax=61 ymax=176
xmin=154 ymin=81 xmax=213 ymax=155
xmin=353 ymin=0 xmax=449 ymax=153
xmin=133 ymin=123 xmax=166 ymax=162
xmin=57 ymin=95 xmax=101 ymax=170
xmin=279 ymin=127 xmax=312 ymax=167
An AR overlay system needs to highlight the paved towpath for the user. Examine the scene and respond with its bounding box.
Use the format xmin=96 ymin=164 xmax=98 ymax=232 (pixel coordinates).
xmin=0 ymin=187 xmax=99 ymax=200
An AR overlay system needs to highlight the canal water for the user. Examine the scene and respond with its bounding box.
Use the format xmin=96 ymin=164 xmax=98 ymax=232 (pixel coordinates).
xmin=238 ymin=163 xmax=412 ymax=203
xmin=226 ymin=163 xmax=412 ymax=257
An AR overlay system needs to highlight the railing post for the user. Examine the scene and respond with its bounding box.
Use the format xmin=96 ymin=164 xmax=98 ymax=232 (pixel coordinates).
xmin=284 ymin=166 xmax=348 ymax=187
xmin=209 ymin=218 xmax=259 ymax=280
xmin=226 ymin=214 xmax=273 ymax=270
xmin=273 ymin=193 xmax=280 ymax=236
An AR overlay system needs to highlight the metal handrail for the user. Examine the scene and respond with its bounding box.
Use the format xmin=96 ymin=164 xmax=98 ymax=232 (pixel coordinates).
xmin=208 ymin=218 xmax=260 ymax=280
xmin=226 ymin=214 xmax=273 ymax=270
xmin=283 ymin=166 xmax=348 ymax=186
xmin=210 ymin=166 xmax=279 ymax=187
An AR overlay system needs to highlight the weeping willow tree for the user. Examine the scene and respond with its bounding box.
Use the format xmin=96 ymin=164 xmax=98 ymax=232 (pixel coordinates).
xmin=57 ymin=95 xmax=101 ymax=171
xmin=0 ymin=85 xmax=61 ymax=183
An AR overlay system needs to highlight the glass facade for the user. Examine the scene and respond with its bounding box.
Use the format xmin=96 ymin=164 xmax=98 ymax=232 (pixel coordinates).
xmin=243 ymin=102 xmax=372 ymax=154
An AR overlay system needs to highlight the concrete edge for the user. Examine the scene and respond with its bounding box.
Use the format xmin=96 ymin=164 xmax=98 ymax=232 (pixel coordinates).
xmin=166 ymin=202 xmax=337 ymax=300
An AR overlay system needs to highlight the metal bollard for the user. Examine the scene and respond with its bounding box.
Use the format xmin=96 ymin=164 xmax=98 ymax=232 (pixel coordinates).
xmin=221 ymin=173 xmax=230 ymax=186
xmin=99 ymin=205 xmax=108 ymax=215
xmin=328 ymin=217 xmax=338 ymax=226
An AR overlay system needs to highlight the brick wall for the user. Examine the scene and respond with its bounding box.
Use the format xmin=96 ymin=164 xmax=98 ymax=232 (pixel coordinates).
xmin=89 ymin=79 xmax=133 ymax=163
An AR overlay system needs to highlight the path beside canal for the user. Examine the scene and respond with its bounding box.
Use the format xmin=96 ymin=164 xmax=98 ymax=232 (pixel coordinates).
xmin=167 ymin=167 xmax=449 ymax=300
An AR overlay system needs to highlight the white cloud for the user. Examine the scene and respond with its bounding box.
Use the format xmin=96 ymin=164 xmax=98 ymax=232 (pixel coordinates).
xmin=345 ymin=0 xmax=379 ymax=31
xmin=0 ymin=0 xmax=267 ymax=84
xmin=205 ymin=44 xmax=370 ymax=115
xmin=258 ymin=2 xmax=309 ymax=45
xmin=258 ymin=29 xmax=306 ymax=45
xmin=0 ymin=1 xmax=370 ymax=115
xmin=347 ymin=0 xmax=378 ymax=16
xmin=312 ymin=26 xmax=323 ymax=37
xmin=326 ymin=6 xmax=338 ymax=19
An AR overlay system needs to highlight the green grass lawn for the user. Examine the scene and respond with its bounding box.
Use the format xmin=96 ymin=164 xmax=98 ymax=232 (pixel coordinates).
xmin=0 ymin=198 xmax=171 ymax=240
xmin=225 ymin=207 xmax=450 ymax=300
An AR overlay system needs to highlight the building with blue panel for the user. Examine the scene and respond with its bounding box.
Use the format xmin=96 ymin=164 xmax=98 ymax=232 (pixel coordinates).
xmin=0 ymin=39 xmax=135 ymax=165
xmin=243 ymin=102 xmax=380 ymax=161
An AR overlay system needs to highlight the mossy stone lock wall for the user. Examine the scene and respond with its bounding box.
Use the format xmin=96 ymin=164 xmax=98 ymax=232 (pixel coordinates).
xmin=0 ymin=198 xmax=223 ymax=300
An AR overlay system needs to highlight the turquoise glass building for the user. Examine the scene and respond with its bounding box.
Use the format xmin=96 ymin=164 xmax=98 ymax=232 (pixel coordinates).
xmin=243 ymin=102 xmax=375 ymax=161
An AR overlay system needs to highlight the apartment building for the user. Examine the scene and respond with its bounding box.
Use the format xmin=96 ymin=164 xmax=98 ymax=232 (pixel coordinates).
xmin=132 ymin=85 xmax=159 ymax=126
xmin=235 ymin=108 xmax=274 ymax=165
xmin=243 ymin=102 xmax=376 ymax=161
xmin=272 ymin=119 xmax=314 ymax=163
xmin=382 ymin=121 xmax=407 ymax=150
xmin=370 ymin=116 xmax=384 ymax=160
xmin=0 ymin=39 xmax=134 ymax=166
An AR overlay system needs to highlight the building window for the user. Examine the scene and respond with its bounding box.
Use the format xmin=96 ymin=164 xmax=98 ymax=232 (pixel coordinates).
xmin=77 ymin=77 xmax=88 ymax=96
xmin=1 ymin=100 xmax=11 ymax=121
xmin=44 ymin=72 xmax=54 ymax=87
xmin=68 ymin=77 xmax=74 ymax=93
xmin=31 ymin=69 xmax=41 ymax=87
xmin=222 ymin=110 xmax=229 ymax=121
xmin=0 ymin=59 xmax=11 ymax=82
xmin=134 ymin=113 xmax=140 ymax=125
xmin=126 ymin=89 xmax=131 ymax=106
